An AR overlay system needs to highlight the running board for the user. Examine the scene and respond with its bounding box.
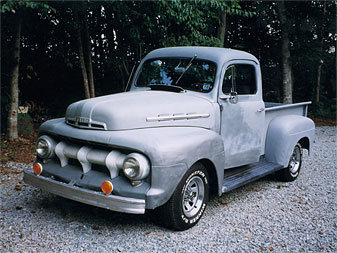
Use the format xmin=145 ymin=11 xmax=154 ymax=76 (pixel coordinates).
xmin=222 ymin=161 xmax=283 ymax=193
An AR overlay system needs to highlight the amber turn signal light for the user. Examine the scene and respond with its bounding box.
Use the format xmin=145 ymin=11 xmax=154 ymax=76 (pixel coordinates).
xmin=101 ymin=181 xmax=113 ymax=195
xmin=33 ymin=163 xmax=43 ymax=176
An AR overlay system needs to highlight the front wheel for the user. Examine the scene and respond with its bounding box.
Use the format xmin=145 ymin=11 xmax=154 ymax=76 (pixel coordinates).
xmin=276 ymin=143 xmax=303 ymax=182
xmin=157 ymin=163 xmax=209 ymax=231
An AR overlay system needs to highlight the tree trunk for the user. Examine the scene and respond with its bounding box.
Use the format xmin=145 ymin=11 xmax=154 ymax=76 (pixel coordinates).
xmin=118 ymin=65 xmax=125 ymax=89
xmin=105 ymin=7 xmax=115 ymax=63
xmin=217 ymin=12 xmax=227 ymax=47
xmin=97 ymin=6 xmax=106 ymax=74
xmin=83 ymin=8 xmax=95 ymax=98
xmin=7 ymin=16 xmax=22 ymax=141
xmin=315 ymin=1 xmax=327 ymax=103
xmin=316 ymin=62 xmax=322 ymax=103
xmin=139 ymin=43 xmax=142 ymax=62
xmin=74 ymin=10 xmax=90 ymax=99
xmin=278 ymin=0 xmax=293 ymax=104
xmin=123 ymin=60 xmax=129 ymax=76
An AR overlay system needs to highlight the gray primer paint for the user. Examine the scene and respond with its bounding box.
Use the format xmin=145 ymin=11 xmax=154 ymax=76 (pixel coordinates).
xmin=265 ymin=115 xmax=315 ymax=167
xmin=27 ymin=47 xmax=315 ymax=211
xmin=65 ymin=91 xmax=218 ymax=131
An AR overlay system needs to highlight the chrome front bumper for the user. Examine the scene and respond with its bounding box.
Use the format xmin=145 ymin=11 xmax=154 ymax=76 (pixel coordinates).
xmin=24 ymin=171 xmax=145 ymax=214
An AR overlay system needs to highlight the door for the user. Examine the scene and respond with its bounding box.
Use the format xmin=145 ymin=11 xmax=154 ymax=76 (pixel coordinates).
xmin=218 ymin=61 xmax=265 ymax=169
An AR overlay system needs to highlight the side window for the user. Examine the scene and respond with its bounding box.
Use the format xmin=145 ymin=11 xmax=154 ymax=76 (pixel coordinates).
xmin=222 ymin=65 xmax=234 ymax=93
xmin=236 ymin=65 xmax=256 ymax=94
xmin=222 ymin=64 xmax=257 ymax=95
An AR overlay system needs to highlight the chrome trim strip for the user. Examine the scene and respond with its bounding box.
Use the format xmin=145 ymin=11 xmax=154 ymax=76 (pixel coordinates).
xmin=24 ymin=171 xmax=145 ymax=214
xmin=146 ymin=113 xmax=210 ymax=122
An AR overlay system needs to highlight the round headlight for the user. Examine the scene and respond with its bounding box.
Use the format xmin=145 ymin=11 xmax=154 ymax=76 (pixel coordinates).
xmin=122 ymin=153 xmax=150 ymax=181
xmin=123 ymin=157 xmax=140 ymax=178
xmin=36 ymin=135 xmax=56 ymax=159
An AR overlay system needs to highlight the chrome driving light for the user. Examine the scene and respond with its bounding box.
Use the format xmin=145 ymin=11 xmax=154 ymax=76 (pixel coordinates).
xmin=36 ymin=135 xmax=56 ymax=159
xmin=122 ymin=153 xmax=150 ymax=181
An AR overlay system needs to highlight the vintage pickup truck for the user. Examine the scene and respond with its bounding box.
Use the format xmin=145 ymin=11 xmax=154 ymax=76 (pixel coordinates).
xmin=24 ymin=47 xmax=315 ymax=230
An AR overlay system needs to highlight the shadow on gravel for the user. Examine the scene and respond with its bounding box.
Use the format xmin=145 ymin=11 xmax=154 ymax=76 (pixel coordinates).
xmin=23 ymin=172 xmax=289 ymax=231
xmin=24 ymin=191 xmax=166 ymax=230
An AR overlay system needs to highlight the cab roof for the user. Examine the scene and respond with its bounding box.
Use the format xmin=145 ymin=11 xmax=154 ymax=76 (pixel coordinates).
xmin=144 ymin=46 xmax=259 ymax=66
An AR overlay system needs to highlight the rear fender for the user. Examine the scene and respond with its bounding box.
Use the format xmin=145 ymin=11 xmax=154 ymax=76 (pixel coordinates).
xmin=265 ymin=115 xmax=315 ymax=167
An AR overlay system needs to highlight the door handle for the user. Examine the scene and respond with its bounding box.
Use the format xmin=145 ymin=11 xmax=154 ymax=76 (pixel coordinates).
xmin=219 ymin=94 xmax=231 ymax=100
xmin=257 ymin=108 xmax=265 ymax=112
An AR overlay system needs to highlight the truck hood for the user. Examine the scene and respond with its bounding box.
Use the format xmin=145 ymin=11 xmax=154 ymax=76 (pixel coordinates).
xmin=65 ymin=91 xmax=217 ymax=131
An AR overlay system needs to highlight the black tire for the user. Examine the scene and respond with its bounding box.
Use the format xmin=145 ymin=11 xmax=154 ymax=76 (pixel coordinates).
xmin=276 ymin=143 xmax=303 ymax=182
xmin=157 ymin=162 xmax=209 ymax=231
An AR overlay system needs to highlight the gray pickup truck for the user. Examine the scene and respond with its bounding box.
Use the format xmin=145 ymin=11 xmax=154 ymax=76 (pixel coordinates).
xmin=24 ymin=47 xmax=315 ymax=230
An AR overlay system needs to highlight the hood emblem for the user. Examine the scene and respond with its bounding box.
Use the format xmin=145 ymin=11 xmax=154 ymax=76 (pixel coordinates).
xmin=76 ymin=116 xmax=90 ymax=124
xmin=66 ymin=117 xmax=106 ymax=130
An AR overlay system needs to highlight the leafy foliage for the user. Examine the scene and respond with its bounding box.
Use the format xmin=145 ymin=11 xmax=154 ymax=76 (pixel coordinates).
xmin=1 ymin=0 xmax=335 ymax=133
xmin=1 ymin=0 xmax=56 ymax=15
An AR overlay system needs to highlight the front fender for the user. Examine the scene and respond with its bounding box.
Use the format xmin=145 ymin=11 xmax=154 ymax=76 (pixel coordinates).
xmin=142 ymin=127 xmax=224 ymax=208
xmin=265 ymin=115 xmax=315 ymax=167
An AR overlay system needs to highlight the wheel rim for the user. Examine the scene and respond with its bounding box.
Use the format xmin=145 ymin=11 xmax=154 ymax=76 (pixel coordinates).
xmin=289 ymin=146 xmax=301 ymax=175
xmin=182 ymin=176 xmax=204 ymax=218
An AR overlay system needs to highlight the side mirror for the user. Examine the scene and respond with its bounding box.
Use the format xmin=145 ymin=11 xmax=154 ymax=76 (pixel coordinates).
xmin=229 ymin=91 xmax=238 ymax=104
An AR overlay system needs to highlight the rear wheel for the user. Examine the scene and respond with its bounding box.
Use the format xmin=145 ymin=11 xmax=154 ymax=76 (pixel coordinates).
xmin=276 ymin=143 xmax=302 ymax=182
xmin=157 ymin=163 xmax=209 ymax=231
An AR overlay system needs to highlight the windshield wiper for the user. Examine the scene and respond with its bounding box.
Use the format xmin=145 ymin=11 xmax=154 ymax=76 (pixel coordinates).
xmin=175 ymin=54 xmax=197 ymax=85
xmin=149 ymin=84 xmax=185 ymax=93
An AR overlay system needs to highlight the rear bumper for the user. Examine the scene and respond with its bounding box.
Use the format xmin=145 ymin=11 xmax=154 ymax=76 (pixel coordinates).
xmin=24 ymin=171 xmax=145 ymax=214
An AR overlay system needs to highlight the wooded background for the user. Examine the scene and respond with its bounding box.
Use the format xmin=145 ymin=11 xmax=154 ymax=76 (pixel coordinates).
xmin=1 ymin=0 xmax=336 ymax=140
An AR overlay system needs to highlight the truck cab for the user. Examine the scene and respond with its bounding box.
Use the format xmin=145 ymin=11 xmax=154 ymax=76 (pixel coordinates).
xmin=24 ymin=47 xmax=315 ymax=230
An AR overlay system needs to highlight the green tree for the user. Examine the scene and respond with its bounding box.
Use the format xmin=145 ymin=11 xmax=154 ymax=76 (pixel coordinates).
xmin=160 ymin=0 xmax=253 ymax=47
xmin=1 ymin=0 xmax=55 ymax=140
xmin=1 ymin=0 xmax=335 ymax=133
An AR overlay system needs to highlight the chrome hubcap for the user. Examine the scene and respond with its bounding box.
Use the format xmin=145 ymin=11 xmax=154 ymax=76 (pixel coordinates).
xmin=289 ymin=146 xmax=301 ymax=175
xmin=182 ymin=176 xmax=204 ymax=217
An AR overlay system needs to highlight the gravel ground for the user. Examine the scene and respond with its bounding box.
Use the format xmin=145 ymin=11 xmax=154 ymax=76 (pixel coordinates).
xmin=1 ymin=126 xmax=336 ymax=252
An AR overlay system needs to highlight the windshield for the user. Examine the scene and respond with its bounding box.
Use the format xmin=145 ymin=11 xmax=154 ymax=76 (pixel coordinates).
xmin=136 ymin=58 xmax=217 ymax=93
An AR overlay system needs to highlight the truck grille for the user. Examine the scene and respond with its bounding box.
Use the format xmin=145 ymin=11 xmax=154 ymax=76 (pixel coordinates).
xmin=54 ymin=141 xmax=126 ymax=179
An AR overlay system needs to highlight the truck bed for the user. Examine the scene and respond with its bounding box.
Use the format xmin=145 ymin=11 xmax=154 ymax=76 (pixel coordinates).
xmin=265 ymin=101 xmax=311 ymax=112
xmin=265 ymin=101 xmax=311 ymax=121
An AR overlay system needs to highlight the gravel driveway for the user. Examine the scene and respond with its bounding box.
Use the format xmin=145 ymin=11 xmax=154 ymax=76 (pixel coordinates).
xmin=1 ymin=126 xmax=336 ymax=252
